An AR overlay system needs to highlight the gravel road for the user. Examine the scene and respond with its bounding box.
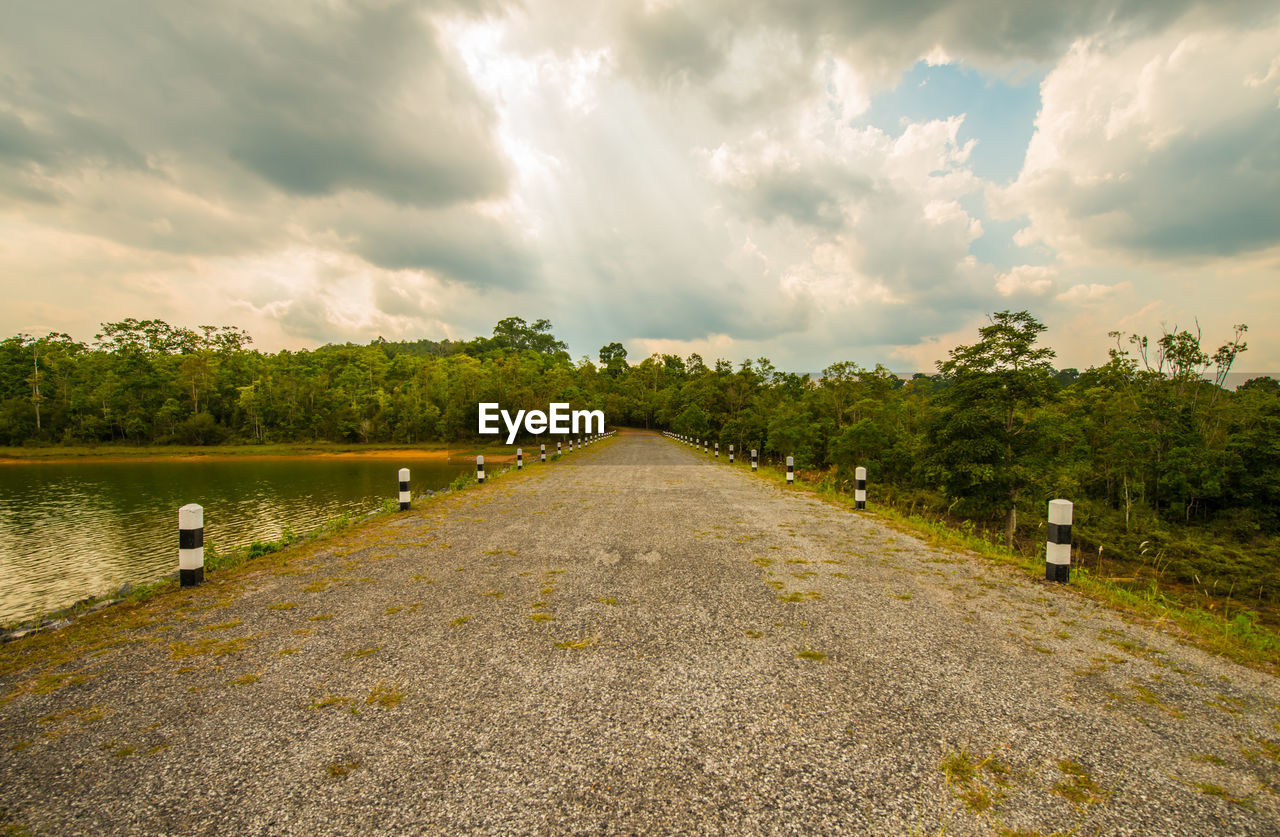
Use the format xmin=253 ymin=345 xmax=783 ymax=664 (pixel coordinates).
xmin=2 ymin=430 xmax=1279 ymax=835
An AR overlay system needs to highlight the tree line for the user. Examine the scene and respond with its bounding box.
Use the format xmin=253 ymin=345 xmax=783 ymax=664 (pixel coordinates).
xmin=3 ymin=313 xmax=1277 ymax=606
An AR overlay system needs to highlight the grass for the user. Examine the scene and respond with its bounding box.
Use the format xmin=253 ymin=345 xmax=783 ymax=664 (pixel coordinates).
xmin=860 ymin=503 xmax=1280 ymax=674
xmin=1128 ymin=683 xmax=1186 ymax=717
xmin=1051 ymin=759 xmax=1106 ymax=805
xmin=796 ymin=648 xmax=826 ymax=661
xmin=554 ymin=636 xmax=597 ymax=650
xmin=366 ymin=681 xmax=405 ymax=708
xmin=1191 ymin=753 xmax=1229 ymax=765
xmin=327 ymin=759 xmax=361 ymax=778
xmin=939 ymin=747 xmax=1012 ymax=814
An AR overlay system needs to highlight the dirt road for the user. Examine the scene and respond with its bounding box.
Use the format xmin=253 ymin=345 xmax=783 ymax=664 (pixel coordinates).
xmin=2 ymin=430 xmax=1278 ymax=834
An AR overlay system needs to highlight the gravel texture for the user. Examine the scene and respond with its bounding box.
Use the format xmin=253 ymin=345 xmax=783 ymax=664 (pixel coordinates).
xmin=2 ymin=430 xmax=1279 ymax=835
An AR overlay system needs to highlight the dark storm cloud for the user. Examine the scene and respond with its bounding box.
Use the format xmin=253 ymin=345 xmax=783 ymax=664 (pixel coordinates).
xmin=0 ymin=0 xmax=538 ymax=293
xmin=0 ymin=1 xmax=507 ymax=207
xmin=619 ymin=0 xmax=1276 ymax=87
xmin=619 ymin=4 xmax=728 ymax=87
xmin=739 ymin=167 xmax=873 ymax=231
xmin=0 ymin=0 xmax=513 ymax=217
xmin=1065 ymin=112 xmax=1280 ymax=258
xmin=338 ymin=206 xmax=539 ymax=291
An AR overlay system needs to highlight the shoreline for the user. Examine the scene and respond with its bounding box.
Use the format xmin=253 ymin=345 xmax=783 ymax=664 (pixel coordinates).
xmin=0 ymin=442 xmax=520 ymax=466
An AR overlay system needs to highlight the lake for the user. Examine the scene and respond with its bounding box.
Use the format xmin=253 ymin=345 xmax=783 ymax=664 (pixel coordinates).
xmin=0 ymin=455 xmax=472 ymax=625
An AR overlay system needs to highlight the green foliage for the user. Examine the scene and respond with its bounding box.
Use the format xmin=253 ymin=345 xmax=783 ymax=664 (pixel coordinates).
xmin=929 ymin=311 xmax=1057 ymax=545
xmin=3 ymin=312 xmax=1277 ymax=617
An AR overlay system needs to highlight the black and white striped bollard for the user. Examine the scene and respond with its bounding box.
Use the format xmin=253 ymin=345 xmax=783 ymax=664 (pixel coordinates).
xmin=517 ymin=448 xmax=523 ymax=470
xmin=1046 ymin=499 xmax=1072 ymax=583
xmin=476 ymin=455 xmax=485 ymax=484
xmin=729 ymin=444 xmax=734 ymax=463
xmin=179 ymin=503 xmax=204 ymax=587
xmin=715 ymin=442 xmax=719 ymax=458
xmin=569 ymin=439 xmax=574 ymax=453
xmin=557 ymin=441 xmax=562 ymax=456
xmin=703 ymin=439 xmax=708 ymax=454
xmin=855 ymin=466 xmax=866 ymax=510
xmin=751 ymin=449 xmax=757 ymax=472
xmin=541 ymin=443 xmax=546 ymax=463
xmin=398 ymin=468 xmax=411 ymax=511
xmin=786 ymin=456 xmax=794 ymax=485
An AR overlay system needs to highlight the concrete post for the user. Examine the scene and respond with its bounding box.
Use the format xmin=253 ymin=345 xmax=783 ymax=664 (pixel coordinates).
xmin=179 ymin=504 xmax=204 ymax=587
xmin=477 ymin=455 xmax=485 ymax=484
xmin=855 ymin=466 xmax=866 ymax=510
xmin=786 ymin=456 xmax=794 ymax=485
xmin=398 ymin=467 xmax=411 ymax=511
xmin=1047 ymin=499 xmax=1072 ymax=583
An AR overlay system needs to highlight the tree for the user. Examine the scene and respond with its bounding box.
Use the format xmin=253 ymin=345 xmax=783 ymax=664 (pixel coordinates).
xmin=598 ymin=342 xmax=629 ymax=377
xmin=930 ymin=311 xmax=1056 ymax=546
xmin=491 ymin=317 xmax=568 ymax=356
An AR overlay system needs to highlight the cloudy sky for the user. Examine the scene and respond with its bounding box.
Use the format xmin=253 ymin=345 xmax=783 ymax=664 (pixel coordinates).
xmin=2 ymin=0 xmax=1278 ymax=372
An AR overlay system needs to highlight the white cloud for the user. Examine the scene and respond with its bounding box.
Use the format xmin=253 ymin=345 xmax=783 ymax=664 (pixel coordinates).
xmin=1055 ymin=281 xmax=1132 ymax=305
xmin=2 ymin=0 xmax=1277 ymax=373
xmin=995 ymin=265 xmax=1058 ymax=297
xmin=997 ymin=14 xmax=1280 ymax=262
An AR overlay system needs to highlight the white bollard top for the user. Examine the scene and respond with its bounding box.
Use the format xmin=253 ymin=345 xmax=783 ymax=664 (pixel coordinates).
xmin=1049 ymin=499 xmax=1073 ymax=524
xmin=855 ymin=466 xmax=866 ymax=479
xmin=398 ymin=467 xmax=410 ymax=481
xmin=517 ymin=448 xmax=522 ymax=455
xmin=477 ymin=455 xmax=484 ymax=465
xmin=179 ymin=503 xmax=203 ymax=529
xmin=786 ymin=456 xmax=794 ymax=466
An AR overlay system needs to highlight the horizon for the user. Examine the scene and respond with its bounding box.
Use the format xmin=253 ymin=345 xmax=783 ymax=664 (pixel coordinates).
xmin=2 ymin=1 xmax=1277 ymax=374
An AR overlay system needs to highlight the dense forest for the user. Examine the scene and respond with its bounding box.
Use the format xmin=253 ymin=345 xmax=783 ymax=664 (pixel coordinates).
xmin=3 ymin=313 xmax=1278 ymax=611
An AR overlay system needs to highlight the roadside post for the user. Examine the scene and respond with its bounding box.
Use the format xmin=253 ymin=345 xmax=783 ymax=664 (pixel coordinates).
xmin=179 ymin=504 xmax=204 ymax=587
xmin=1047 ymin=499 xmax=1072 ymax=582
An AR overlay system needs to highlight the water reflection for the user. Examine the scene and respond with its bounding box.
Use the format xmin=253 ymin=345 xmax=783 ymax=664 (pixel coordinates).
xmin=0 ymin=457 xmax=468 ymax=624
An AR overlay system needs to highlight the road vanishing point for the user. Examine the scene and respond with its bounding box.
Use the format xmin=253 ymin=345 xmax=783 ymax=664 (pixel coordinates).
xmin=2 ymin=430 xmax=1278 ymax=835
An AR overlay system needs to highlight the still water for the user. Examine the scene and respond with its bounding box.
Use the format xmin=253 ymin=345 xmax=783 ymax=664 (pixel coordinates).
xmin=0 ymin=456 xmax=471 ymax=625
